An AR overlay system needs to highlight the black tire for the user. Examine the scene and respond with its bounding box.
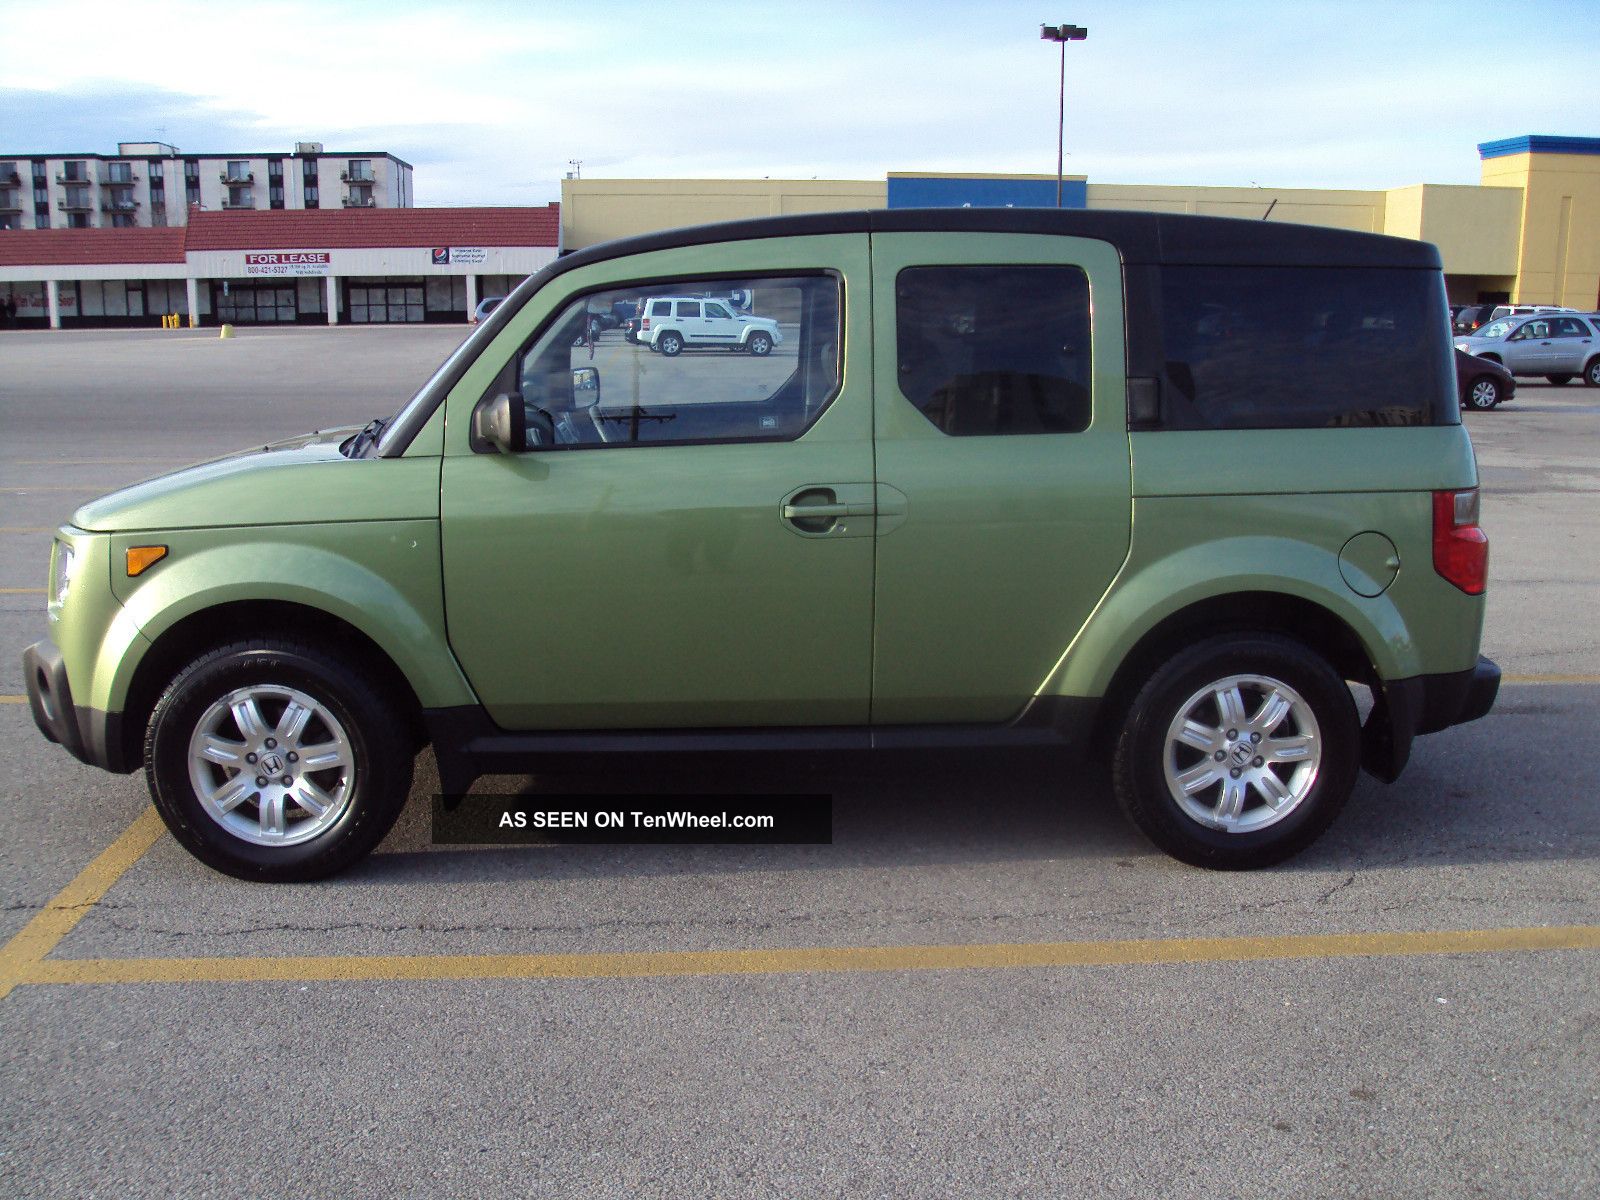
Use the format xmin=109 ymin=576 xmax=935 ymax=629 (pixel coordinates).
xmin=1464 ymin=376 xmax=1501 ymax=410
xmin=1585 ymin=357 xmax=1600 ymax=387
xmin=746 ymin=331 xmax=773 ymax=357
xmin=1545 ymin=374 xmax=1572 ymax=386
xmin=1112 ymin=632 xmax=1359 ymax=869
xmin=144 ymin=638 xmax=413 ymax=882
xmin=657 ymin=331 xmax=683 ymax=357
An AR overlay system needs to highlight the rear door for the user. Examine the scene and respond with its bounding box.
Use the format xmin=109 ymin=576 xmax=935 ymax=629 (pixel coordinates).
xmin=1549 ymin=316 xmax=1595 ymax=372
xmin=868 ymin=233 xmax=1132 ymax=724
xmin=673 ymin=299 xmax=707 ymax=345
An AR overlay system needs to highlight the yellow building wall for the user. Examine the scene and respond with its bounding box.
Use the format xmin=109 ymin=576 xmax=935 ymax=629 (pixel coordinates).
xmin=1086 ymin=183 xmax=1387 ymax=232
xmin=561 ymin=178 xmax=886 ymax=250
xmin=1480 ymin=151 xmax=1600 ymax=308
xmin=1382 ymin=184 xmax=1522 ymax=277
xmin=558 ymin=159 xmax=1592 ymax=308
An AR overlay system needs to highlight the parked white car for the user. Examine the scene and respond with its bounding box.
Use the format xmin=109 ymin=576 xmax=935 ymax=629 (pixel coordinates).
xmin=1485 ymin=303 xmax=1579 ymax=322
xmin=637 ymin=295 xmax=784 ymax=357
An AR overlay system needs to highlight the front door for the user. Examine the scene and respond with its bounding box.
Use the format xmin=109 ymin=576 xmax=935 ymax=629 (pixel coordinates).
xmin=700 ymin=300 xmax=742 ymax=347
xmin=1503 ymin=319 xmax=1553 ymax=373
xmin=441 ymin=237 xmax=876 ymax=730
xmin=868 ymin=232 xmax=1133 ymax=724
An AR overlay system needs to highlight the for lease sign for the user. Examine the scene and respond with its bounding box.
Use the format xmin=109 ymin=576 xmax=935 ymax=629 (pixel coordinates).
xmin=245 ymin=251 xmax=332 ymax=277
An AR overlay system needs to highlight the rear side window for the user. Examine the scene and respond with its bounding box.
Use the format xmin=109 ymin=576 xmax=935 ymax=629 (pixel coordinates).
xmin=895 ymin=265 xmax=1092 ymax=436
xmin=1160 ymin=265 xmax=1457 ymax=428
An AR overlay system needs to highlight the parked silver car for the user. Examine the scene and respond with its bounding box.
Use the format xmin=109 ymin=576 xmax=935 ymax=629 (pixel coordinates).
xmin=1454 ymin=312 xmax=1600 ymax=385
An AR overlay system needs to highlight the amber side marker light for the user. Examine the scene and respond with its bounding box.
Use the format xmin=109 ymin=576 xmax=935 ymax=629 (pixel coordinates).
xmin=126 ymin=546 xmax=168 ymax=577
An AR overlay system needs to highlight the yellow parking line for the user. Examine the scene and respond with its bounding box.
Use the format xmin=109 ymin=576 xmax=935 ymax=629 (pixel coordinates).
xmin=17 ymin=924 xmax=1599 ymax=990
xmin=1 ymin=695 xmax=27 ymax=704
xmin=0 ymin=808 xmax=166 ymax=1001
xmin=0 ymin=527 xmax=53 ymax=534
xmin=0 ymin=587 xmax=45 ymax=594
xmin=0 ymin=486 xmax=102 ymax=493
xmin=1503 ymin=673 xmax=1600 ymax=684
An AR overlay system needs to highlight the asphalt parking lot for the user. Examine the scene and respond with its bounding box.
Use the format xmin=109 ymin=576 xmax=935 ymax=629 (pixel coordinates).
xmin=1 ymin=326 xmax=1596 ymax=1197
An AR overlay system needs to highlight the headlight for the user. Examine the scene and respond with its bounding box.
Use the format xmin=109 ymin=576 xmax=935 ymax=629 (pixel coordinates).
xmin=51 ymin=541 xmax=75 ymax=609
xmin=1453 ymin=342 xmax=1470 ymax=352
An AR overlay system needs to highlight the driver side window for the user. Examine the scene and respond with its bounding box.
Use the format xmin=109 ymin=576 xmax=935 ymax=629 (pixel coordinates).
xmin=505 ymin=274 xmax=841 ymax=450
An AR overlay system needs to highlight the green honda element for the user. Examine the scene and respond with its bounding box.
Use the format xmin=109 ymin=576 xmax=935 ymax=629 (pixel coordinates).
xmin=23 ymin=209 xmax=1500 ymax=881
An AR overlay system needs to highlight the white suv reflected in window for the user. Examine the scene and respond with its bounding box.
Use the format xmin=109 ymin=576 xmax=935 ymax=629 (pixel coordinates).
xmin=638 ymin=295 xmax=784 ymax=357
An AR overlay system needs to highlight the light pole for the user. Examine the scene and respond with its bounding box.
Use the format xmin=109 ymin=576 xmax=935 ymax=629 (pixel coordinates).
xmin=1039 ymin=23 xmax=1088 ymax=208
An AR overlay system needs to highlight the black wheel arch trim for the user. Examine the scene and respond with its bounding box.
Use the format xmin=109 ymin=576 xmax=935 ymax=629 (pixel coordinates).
xmin=22 ymin=640 xmax=136 ymax=774
xmin=1361 ymin=656 xmax=1500 ymax=783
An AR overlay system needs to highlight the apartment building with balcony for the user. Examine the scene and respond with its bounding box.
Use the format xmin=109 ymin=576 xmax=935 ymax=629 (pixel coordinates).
xmin=0 ymin=141 xmax=412 ymax=231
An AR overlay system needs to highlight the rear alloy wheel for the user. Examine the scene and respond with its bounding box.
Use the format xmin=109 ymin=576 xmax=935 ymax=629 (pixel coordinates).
xmin=1585 ymin=358 xmax=1600 ymax=388
xmin=1113 ymin=633 xmax=1359 ymax=869
xmin=1466 ymin=377 xmax=1501 ymax=410
xmin=657 ymin=331 xmax=683 ymax=357
xmin=146 ymin=638 xmax=413 ymax=881
xmin=746 ymin=331 xmax=773 ymax=357
xmin=1545 ymin=374 xmax=1572 ymax=386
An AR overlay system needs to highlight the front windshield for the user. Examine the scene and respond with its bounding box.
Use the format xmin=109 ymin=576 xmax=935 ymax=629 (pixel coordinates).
xmin=1476 ymin=319 xmax=1516 ymax=340
xmin=374 ymin=314 xmax=506 ymax=454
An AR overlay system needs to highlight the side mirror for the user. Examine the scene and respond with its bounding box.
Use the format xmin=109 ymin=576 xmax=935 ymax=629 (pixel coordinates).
xmin=471 ymin=392 xmax=525 ymax=454
xmin=572 ymin=367 xmax=600 ymax=407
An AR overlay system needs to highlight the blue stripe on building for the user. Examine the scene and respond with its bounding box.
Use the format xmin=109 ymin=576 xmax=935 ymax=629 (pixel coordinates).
xmin=887 ymin=176 xmax=1087 ymax=209
xmin=1478 ymin=135 xmax=1600 ymax=160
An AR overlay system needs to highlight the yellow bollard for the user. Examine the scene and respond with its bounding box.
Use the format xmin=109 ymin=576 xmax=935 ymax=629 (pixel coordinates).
xmin=219 ymin=323 xmax=234 ymax=339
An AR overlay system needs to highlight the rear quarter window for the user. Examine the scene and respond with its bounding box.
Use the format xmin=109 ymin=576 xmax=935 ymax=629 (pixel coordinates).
xmin=1159 ymin=265 xmax=1458 ymax=429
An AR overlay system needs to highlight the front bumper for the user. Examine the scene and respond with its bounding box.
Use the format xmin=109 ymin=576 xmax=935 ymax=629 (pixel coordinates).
xmin=1362 ymin=655 xmax=1501 ymax=782
xmin=21 ymin=640 xmax=134 ymax=774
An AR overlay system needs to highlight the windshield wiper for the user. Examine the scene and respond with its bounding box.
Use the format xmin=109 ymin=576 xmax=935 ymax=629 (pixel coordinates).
xmin=344 ymin=416 xmax=388 ymax=459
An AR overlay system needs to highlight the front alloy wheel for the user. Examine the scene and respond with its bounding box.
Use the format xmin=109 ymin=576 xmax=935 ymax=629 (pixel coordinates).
xmin=187 ymin=684 xmax=355 ymax=847
xmin=147 ymin=638 xmax=413 ymax=881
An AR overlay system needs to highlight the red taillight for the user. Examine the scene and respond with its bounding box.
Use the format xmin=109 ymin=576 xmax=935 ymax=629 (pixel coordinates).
xmin=1433 ymin=489 xmax=1488 ymax=595
xmin=641 ymin=317 xmax=651 ymax=330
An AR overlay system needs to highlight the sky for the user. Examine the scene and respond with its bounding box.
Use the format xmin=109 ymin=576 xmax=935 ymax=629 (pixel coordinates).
xmin=1 ymin=0 xmax=1596 ymax=207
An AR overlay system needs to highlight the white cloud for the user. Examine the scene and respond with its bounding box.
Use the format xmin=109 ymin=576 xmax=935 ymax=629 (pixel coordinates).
xmin=1 ymin=0 xmax=1591 ymax=204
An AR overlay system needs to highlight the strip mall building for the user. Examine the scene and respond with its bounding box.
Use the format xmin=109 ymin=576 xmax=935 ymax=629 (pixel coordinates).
xmin=3 ymin=134 xmax=1595 ymax=326
xmin=560 ymin=135 xmax=1600 ymax=310
xmin=0 ymin=205 xmax=559 ymax=328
